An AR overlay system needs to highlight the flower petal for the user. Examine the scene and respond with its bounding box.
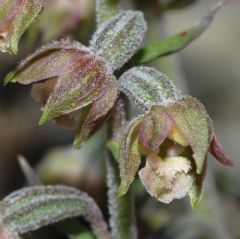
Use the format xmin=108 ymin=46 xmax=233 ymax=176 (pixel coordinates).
xmin=210 ymin=134 xmax=234 ymax=166
xmin=5 ymin=40 xmax=89 ymax=85
xmin=139 ymin=155 xmax=193 ymax=203
xmin=90 ymin=10 xmax=147 ymax=70
xmin=74 ymin=78 xmax=119 ymax=148
xmin=166 ymin=96 xmax=212 ymax=174
xmin=119 ymin=66 xmax=181 ymax=109
xmin=39 ymin=54 xmax=108 ymax=124
xmin=118 ymin=116 xmax=144 ymax=196
xmin=188 ymin=158 xmax=207 ymax=208
xmin=139 ymin=105 xmax=174 ymax=152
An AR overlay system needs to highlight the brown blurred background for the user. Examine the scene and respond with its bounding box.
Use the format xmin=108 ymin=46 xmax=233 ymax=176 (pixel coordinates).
xmin=0 ymin=0 xmax=239 ymax=238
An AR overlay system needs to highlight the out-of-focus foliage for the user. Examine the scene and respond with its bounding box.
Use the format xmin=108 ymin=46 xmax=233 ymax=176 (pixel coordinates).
xmin=28 ymin=0 xmax=94 ymax=43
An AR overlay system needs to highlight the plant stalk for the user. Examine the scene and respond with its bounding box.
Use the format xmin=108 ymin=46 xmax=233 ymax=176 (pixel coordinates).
xmin=106 ymin=97 xmax=137 ymax=239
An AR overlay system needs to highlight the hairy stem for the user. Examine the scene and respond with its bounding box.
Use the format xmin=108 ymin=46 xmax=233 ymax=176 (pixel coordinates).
xmin=106 ymin=98 xmax=137 ymax=239
xmin=106 ymin=156 xmax=137 ymax=239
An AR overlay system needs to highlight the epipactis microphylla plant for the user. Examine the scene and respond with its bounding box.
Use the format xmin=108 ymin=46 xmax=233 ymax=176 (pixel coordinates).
xmin=0 ymin=0 xmax=234 ymax=238
xmin=0 ymin=0 xmax=44 ymax=54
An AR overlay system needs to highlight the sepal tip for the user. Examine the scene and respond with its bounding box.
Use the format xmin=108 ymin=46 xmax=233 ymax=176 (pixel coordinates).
xmin=3 ymin=72 xmax=15 ymax=85
xmin=39 ymin=110 xmax=50 ymax=125
xmin=118 ymin=181 xmax=130 ymax=197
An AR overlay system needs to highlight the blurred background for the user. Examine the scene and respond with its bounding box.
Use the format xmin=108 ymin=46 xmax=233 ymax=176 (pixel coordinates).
xmin=0 ymin=0 xmax=239 ymax=238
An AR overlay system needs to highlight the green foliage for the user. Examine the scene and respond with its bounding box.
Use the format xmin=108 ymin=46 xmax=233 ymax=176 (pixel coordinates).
xmin=0 ymin=186 xmax=110 ymax=239
xmin=135 ymin=0 xmax=228 ymax=63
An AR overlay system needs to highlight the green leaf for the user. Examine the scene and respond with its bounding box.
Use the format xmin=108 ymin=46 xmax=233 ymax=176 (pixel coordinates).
xmin=96 ymin=0 xmax=121 ymax=26
xmin=0 ymin=185 xmax=110 ymax=239
xmin=135 ymin=0 xmax=229 ymax=63
xmin=17 ymin=157 xmax=97 ymax=239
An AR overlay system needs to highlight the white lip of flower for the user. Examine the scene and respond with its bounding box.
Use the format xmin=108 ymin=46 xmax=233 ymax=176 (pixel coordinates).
xmin=139 ymin=153 xmax=193 ymax=204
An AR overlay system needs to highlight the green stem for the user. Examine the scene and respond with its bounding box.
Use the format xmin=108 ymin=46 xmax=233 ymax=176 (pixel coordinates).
xmin=106 ymin=98 xmax=137 ymax=239
xmin=106 ymin=156 xmax=137 ymax=239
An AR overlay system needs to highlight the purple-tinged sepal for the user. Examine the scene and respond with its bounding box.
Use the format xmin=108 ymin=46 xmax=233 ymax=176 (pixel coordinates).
xmin=210 ymin=134 xmax=234 ymax=167
xmin=74 ymin=78 xmax=119 ymax=148
xmin=4 ymin=39 xmax=90 ymax=85
xmin=38 ymin=53 xmax=109 ymax=125
xmin=4 ymin=39 xmax=120 ymax=147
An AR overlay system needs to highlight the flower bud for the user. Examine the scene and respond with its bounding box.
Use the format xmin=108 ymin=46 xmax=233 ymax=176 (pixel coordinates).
xmin=0 ymin=0 xmax=44 ymax=54
xmin=90 ymin=10 xmax=147 ymax=70
xmin=5 ymin=8 xmax=148 ymax=146
xmin=5 ymin=39 xmax=119 ymax=147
